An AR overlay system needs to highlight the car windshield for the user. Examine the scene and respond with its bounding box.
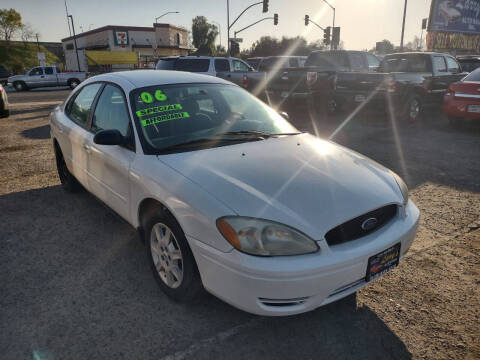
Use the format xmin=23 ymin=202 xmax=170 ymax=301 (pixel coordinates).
xmin=130 ymin=83 xmax=297 ymax=154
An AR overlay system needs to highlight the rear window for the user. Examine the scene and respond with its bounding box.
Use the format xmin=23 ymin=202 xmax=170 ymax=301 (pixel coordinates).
xmin=258 ymin=57 xmax=290 ymax=71
xmin=463 ymin=67 xmax=480 ymax=82
xmin=458 ymin=59 xmax=480 ymax=73
xmin=380 ymin=55 xmax=430 ymax=73
xmin=174 ymin=59 xmax=210 ymax=72
xmin=156 ymin=58 xmax=178 ymax=70
xmin=304 ymin=52 xmax=348 ymax=69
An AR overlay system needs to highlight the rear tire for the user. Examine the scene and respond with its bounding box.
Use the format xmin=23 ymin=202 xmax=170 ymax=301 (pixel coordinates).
xmin=144 ymin=207 xmax=202 ymax=303
xmin=55 ymin=145 xmax=82 ymax=193
xmin=68 ymin=79 xmax=80 ymax=89
xmin=404 ymin=95 xmax=422 ymax=123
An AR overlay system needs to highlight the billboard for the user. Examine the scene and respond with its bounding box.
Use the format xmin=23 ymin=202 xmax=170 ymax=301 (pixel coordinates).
xmin=428 ymin=0 xmax=480 ymax=35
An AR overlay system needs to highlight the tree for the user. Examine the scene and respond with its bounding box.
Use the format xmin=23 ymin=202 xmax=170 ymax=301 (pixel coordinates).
xmin=0 ymin=8 xmax=22 ymax=44
xmin=191 ymin=16 xmax=218 ymax=55
xmin=249 ymin=36 xmax=326 ymax=57
xmin=20 ymin=23 xmax=36 ymax=48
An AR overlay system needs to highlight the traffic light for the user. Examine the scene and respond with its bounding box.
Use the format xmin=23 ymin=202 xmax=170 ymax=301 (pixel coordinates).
xmin=274 ymin=13 xmax=278 ymax=25
xmin=263 ymin=0 xmax=269 ymax=13
xmin=304 ymin=15 xmax=309 ymax=26
xmin=332 ymin=27 xmax=340 ymax=47
xmin=323 ymin=26 xmax=331 ymax=45
xmin=230 ymin=40 xmax=240 ymax=56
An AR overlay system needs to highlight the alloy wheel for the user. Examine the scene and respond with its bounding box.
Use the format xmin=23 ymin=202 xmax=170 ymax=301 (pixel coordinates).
xmin=150 ymin=223 xmax=183 ymax=289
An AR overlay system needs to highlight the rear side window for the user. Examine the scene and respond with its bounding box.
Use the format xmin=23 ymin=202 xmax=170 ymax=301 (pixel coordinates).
xmin=433 ymin=56 xmax=447 ymax=73
xmin=156 ymin=58 xmax=177 ymax=70
xmin=67 ymin=83 xmax=102 ymax=126
xmin=174 ymin=59 xmax=210 ymax=72
xmin=232 ymin=60 xmax=249 ymax=72
xmin=214 ymin=59 xmax=230 ymax=72
xmin=366 ymin=54 xmax=380 ymax=71
xmin=91 ymin=84 xmax=130 ymax=137
xmin=289 ymin=58 xmax=299 ymax=68
xmin=44 ymin=67 xmax=54 ymax=75
xmin=463 ymin=68 xmax=480 ymax=81
xmin=445 ymin=57 xmax=460 ymax=73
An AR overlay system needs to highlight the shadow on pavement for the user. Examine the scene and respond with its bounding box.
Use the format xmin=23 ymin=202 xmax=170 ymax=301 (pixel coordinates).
xmin=0 ymin=185 xmax=411 ymax=360
xmin=11 ymin=105 xmax=58 ymax=116
xmin=21 ymin=124 xmax=50 ymax=139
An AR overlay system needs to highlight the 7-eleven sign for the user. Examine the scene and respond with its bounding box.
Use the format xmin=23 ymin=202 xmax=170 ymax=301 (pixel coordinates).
xmin=114 ymin=30 xmax=129 ymax=46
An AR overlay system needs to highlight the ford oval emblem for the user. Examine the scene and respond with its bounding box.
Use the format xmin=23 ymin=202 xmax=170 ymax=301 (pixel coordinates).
xmin=361 ymin=217 xmax=378 ymax=231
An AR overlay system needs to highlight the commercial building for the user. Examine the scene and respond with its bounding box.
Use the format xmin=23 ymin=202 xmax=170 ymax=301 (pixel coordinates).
xmin=61 ymin=24 xmax=190 ymax=71
xmin=426 ymin=0 xmax=480 ymax=54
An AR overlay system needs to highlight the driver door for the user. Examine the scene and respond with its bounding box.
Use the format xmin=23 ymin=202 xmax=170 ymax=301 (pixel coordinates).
xmin=25 ymin=67 xmax=45 ymax=88
xmin=85 ymin=83 xmax=136 ymax=221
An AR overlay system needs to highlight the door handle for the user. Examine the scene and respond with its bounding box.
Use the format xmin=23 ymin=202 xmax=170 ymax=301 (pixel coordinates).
xmin=83 ymin=144 xmax=91 ymax=153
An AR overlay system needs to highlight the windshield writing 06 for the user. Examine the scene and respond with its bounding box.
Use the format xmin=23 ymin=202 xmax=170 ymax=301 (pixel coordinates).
xmin=131 ymin=83 xmax=297 ymax=154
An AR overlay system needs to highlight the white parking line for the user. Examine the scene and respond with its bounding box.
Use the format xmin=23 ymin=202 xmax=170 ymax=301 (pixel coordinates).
xmin=9 ymin=101 xmax=62 ymax=107
xmin=159 ymin=318 xmax=260 ymax=360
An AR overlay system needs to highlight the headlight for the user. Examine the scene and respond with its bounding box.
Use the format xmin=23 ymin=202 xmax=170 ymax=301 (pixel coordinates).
xmin=389 ymin=170 xmax=408 ymax=205
xmin=216 ymin=217 xmax=319 ymax=256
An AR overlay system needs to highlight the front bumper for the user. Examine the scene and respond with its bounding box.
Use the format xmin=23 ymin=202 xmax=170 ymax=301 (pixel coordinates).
xmin=189 ymin=201 xmax=420 ymax=316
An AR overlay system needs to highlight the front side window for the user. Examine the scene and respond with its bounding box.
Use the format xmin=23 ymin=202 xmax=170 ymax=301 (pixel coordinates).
xmin=67 ymin=83 xmax=102 ymax=126
xmin=232 ymin=60 xmax=249 ymax=72
xmin=91 ymin=84 xmax=130 ymax=137
xmin=29 ymin=67 xmax=43 ymax=76
xmin=433 ymin=56 xmax=447 ymax=73
xmin=366 ymin=54 xmax=380 ymax=70
xmin=130 ymin=83 xmax=297 ymax=154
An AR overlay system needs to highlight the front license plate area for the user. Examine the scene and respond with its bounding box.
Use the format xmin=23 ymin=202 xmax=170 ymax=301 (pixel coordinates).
xmin=366 ymin=243 xmax=401 ymax=282
xmin=467 ymin=104 xmax=480 ymax=113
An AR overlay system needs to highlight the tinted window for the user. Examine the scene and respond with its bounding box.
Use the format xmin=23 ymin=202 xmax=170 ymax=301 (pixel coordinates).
xmin=433 ymin=56 xmax=447 ymax=73
xmin=131 ymin=84 xmax=296 ymax=153
xmin=29 ymin=67 xmax=43 ymax=76
xmin=246 ymin=58 xmax=262 ymax=69
xmin=214 ymin=59 xmax=230 ymax=72
xmin=232 ymin=60 xmax=249 ymax=72
xmin=67 ymin=83 xmax=102 ymax=126
xmin=44 ymin=67 xmax=54 ymax=75
xmin=258 ymin=57 xmax=289 ymax=71
xmin=463 ymin=67 xmax=480 ymax=82
xmin=366 ymin=54 xmax=380 ymax=71
xmin=156 ymin=58 xmax=178 ymax=70
xmin=349 ymin=53 xmax=366 ymax=71
xmin=305 ymin=52 xmax=348 ymax=69
xmin=174 ymin=59 xmax=210 ymax=72
xmin=380 ymin=55 xmax=430 ymax=73
xmin=289 ymin=58 xmax=299 ymax=68
xmin=91 ymin=84 xmax=130 ymax=137
xmin=445 ymin=57 xmax=460 ymax=73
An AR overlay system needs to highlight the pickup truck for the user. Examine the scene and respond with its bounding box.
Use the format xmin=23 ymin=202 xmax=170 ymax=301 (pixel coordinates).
xmin=265 ymin=50 xmax=381 ymax=111
xmin=8 ymin=66 xmax=87 ymax=91
xmin=156 ymin=56 xmax=266 ymax=97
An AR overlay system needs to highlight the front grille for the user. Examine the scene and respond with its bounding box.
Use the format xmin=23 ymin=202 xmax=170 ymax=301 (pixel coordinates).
xmin=324 ymin=204 xmax=397 ymax=246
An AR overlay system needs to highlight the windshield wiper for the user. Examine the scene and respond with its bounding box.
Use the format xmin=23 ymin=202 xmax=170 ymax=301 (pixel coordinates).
xmin=157 ymin=136 xmax=263 ymax=154
xmin=215 ymin=130 xmax=303 ymax=138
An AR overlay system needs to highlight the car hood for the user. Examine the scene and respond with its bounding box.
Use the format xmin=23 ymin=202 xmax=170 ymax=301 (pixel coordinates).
xmin=158 ymin=134 xmax=402 ymax=239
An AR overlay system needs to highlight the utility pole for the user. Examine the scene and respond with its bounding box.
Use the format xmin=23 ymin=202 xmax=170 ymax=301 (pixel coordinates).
xmin=400 ymin=0 xmax=407 ymax=51
xmin=68 ymin=15 xmax=81 ymax=72
xmin=227 ymin=0 xmax=230 ymax=56
xmin=64 ymin=0 xmax=72 ymax=37
xmin=35 ymin=33 xmax=40 ymax=51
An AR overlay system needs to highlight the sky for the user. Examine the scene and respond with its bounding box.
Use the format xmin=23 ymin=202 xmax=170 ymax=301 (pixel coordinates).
xmin=4 ymin=0 xmax=433 ymax=50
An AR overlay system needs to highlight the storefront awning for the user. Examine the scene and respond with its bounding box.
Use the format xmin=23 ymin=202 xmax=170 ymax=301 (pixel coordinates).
xmin=85 ymin=50 xmax=138 ymax=65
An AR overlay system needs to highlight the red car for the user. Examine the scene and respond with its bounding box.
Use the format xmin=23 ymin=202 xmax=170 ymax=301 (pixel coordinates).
xmin=443 ymin=67 xmax=480 ymax=125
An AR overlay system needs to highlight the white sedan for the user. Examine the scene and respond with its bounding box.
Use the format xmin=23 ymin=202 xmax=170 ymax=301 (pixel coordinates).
xmin=50 ymin=70 xmax=419 ymax=316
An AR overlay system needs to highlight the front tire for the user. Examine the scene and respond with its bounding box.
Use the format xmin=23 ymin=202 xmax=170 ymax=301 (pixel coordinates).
xmin=55 ymin=146 xmax=82 ymax=192
xmin=144 ymin=209 xmax=202 ymax=302
xmin=13 ymin=81 xmax=26 ymax=92
xmin=68 ymin=79 xmax=80 ymax=89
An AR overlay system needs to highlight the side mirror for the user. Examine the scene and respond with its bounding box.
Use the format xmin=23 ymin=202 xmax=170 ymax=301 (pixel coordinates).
xmin=279 ymin=111 xmax=289 ymax=120
xmin=93 ymin=129 xmax=125 ymax=146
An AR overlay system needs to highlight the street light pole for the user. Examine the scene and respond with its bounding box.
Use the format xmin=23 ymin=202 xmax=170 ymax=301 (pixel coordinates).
xmin=68 ymin=15 xmax=81 ymax=72
xmin=400 ymin=0 xmax=407 ymax=51
xmin=155 ymin=11 xmax=179 ymax=23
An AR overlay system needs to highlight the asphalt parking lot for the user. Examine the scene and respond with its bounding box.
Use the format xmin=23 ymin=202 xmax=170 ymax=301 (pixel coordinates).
xmin=1 ymin=88 xmax=479 ymax=360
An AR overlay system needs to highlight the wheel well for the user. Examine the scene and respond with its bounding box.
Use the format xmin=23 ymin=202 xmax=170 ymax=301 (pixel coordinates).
xmin=137 ymin=198 xmax=173 ymax=232
xmin=67 ymin=78 xmax=79 ymax=84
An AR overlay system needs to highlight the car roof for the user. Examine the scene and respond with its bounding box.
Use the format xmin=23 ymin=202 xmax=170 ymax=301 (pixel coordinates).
xmin=86 ymin=70 xmax=233 ymax=88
